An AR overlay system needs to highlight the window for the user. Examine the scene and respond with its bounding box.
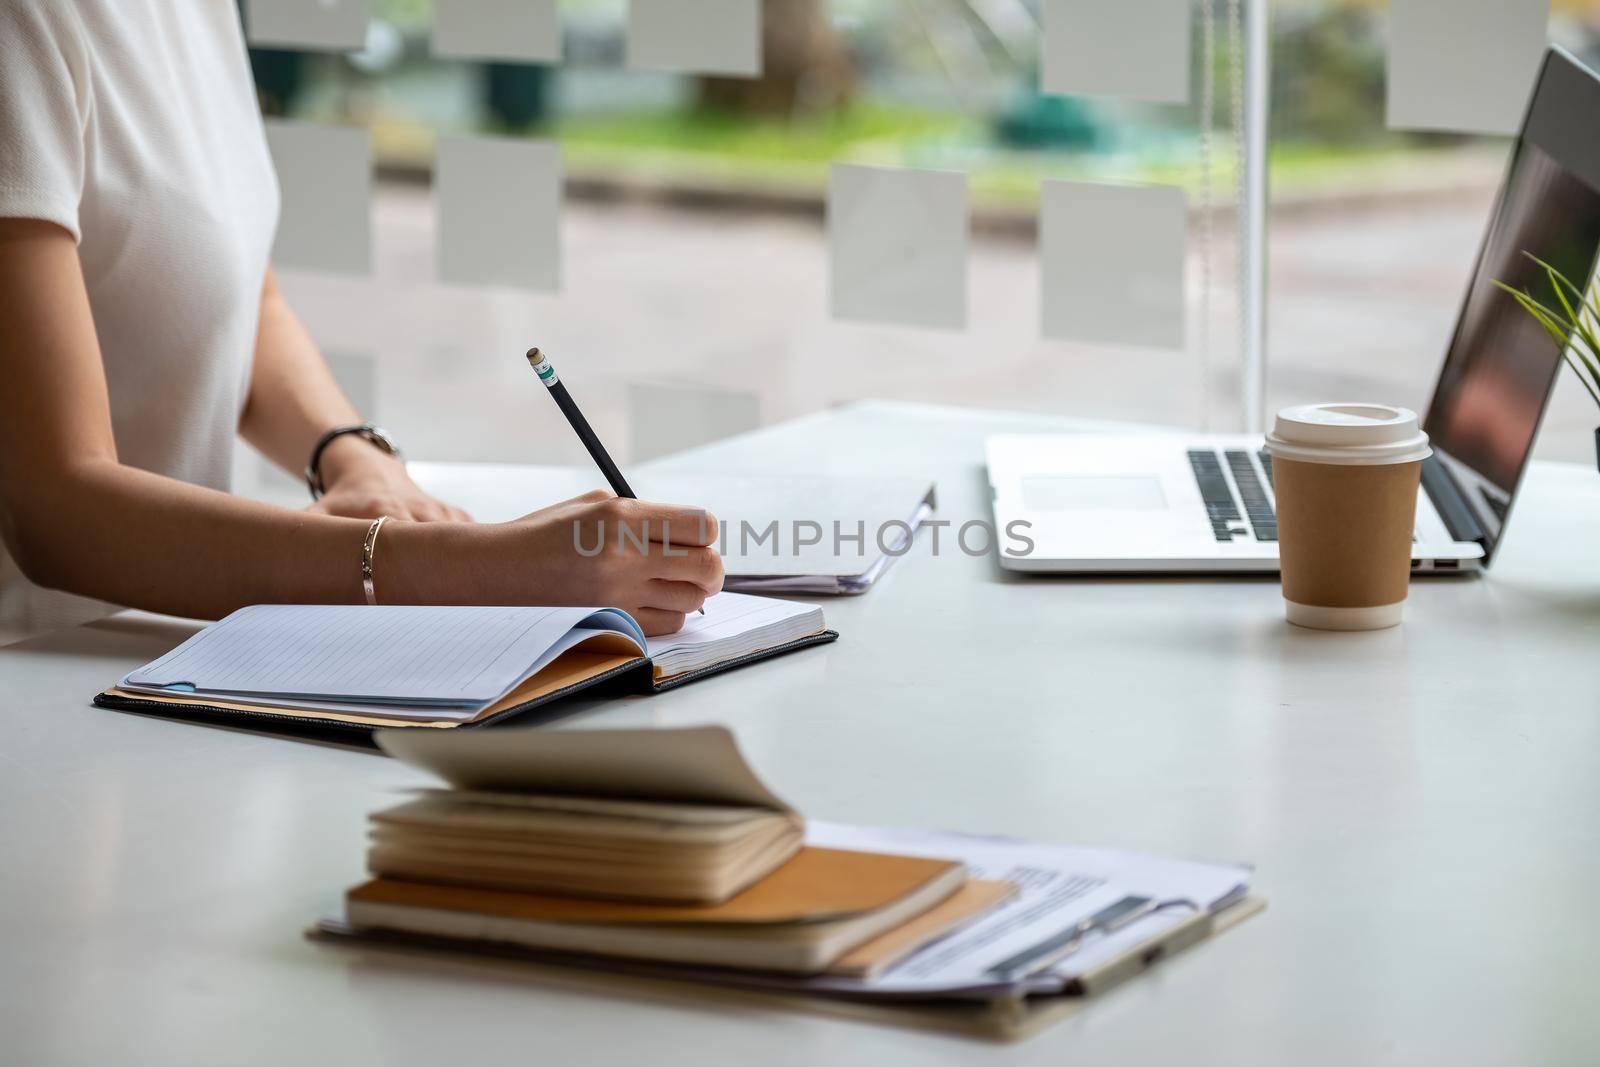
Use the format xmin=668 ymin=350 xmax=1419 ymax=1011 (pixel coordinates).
xmin=240 ymin=0 xmax=1600 ymax=472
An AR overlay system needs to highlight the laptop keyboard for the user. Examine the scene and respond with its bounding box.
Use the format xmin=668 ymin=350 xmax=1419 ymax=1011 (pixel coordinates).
xmin=1187 ymin=449 xmax=1277 ymax=543
xmin=1226 ymin=450 xmax=1277 ymax=541
xmin=1187 ymin=450 xmax=1241 ymax=539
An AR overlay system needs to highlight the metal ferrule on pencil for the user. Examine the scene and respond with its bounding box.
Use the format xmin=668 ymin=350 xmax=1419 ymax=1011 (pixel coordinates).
xmin=525 ymin=347 xmax=559 ymax=387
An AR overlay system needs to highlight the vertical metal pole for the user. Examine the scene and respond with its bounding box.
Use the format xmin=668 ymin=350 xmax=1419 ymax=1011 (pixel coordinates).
xmin=1241 ymin=0 xmax=1271 ymax=433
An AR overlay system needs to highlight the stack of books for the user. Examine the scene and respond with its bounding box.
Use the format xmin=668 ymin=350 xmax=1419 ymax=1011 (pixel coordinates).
xmin=333 ymin=726 xmax=1014 ymax=978
xmin=314 ymin=727 xmax=1262 ymax=1040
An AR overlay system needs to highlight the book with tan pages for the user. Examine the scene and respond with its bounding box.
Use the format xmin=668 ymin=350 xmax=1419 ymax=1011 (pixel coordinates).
xmin=342 ymin=851 xmax=973 ymax=974
xmin=93 ymin=591 xmax=835 ymax=739
xmin=368 ymin=724 xmax=805 ymax=904
xmin=335 ymin=726 xmax=997 ymax=974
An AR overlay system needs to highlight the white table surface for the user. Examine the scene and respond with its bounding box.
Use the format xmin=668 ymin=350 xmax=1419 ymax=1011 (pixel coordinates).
xmin=5 ymin=401 xmax=1599 ymax=1066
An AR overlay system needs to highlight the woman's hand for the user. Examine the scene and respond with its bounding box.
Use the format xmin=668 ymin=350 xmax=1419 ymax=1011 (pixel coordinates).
xmin=384 ymin=491 xmax=724 ymax=636
xmin=500 ymin=491 xmax=724 ymax=634
xmin=307 ymin=436 xmax=471 ymax=522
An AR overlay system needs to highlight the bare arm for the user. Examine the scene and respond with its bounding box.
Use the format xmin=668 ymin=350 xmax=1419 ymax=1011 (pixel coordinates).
xmin=239 ymin=266 xmax=469 ymax=522
xmin=0 ymin=221 xmax=371 ymax=615
xmin=0 ymin=220 xmax=721 ymax=632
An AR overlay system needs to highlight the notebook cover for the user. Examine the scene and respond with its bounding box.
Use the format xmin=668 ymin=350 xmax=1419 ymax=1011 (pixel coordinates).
xmin=649 ymin=630 xmax=837 ymax=692
xmin=349 ymin=847 xmax=960 ymax=926
xmin=829 ymin=879 xmax=1016 ymax=977
xmin=92 ymin=629 xmax=838 ymax=742
xmin=305 ymin=894 xmax=1267 ymax=1041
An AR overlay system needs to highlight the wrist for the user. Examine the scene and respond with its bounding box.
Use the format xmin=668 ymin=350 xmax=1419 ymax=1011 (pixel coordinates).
xmin=379 ymin=517 xmax=494 ymax=604
xmin=318 ymin=432 xmax=404 ymax=489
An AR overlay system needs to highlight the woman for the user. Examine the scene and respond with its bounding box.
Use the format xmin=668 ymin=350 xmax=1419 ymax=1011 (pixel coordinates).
xmin=0 ymin=1 xmax=721 ymax=645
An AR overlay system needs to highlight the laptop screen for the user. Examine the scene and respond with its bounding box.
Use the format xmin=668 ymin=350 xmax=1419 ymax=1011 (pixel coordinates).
xmin=1423 ymin=50 xmax=1600 ymax=558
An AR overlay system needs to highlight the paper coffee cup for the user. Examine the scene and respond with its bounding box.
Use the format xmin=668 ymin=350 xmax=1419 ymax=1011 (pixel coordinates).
xmin=1265 ymin=404 xmax=1431 ymax=631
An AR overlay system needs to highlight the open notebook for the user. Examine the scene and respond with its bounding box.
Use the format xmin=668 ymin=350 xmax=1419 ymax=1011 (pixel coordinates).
xmin=94 ymin=592 xmax=835 ymax=735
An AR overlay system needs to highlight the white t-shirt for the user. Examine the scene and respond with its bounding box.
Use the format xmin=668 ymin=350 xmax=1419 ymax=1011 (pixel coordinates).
xmin=0 ymin=0 xmax=279 ymax=644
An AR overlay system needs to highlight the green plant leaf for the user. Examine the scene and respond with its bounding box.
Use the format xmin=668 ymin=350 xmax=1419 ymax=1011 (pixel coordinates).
xmin=1524 ymin=252 xmax=1590 ymax=304
xmin=1507 ymin=285 xmax=1576 ymax=335
xmin=1569 ymin=347 xmax=1600 ymax=395
xmin=1563 ymin=351 xmax=1600 ymax=406
xmin=1518 ymin=254 xmax=1600 ymax=383
xmin=1499 ymin=284 xmax=1575 ymax=342
xmin=1546 ymin=264 xmax=1587 ymax=333
xmin=1562 ymin=303 xmax=1600 ymax=375
xmin=1497 ymin=265 xmax=1600 ymax=411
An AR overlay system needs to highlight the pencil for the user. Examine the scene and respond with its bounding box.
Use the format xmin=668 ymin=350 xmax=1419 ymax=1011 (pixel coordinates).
xmin=523 ymin=347 xmax=704 ymax=614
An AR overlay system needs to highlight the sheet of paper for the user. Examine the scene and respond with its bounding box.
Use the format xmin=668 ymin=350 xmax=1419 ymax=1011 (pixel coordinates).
xmin=645 ymin=592 xmax=813 ymax=655
xmin=1042 ymin=0 xmax=1191 ymax=104
xmin=1041 ymin=180 xmax=1187 ymax=349
xmin=829 ymin=163 xmax=968 ymax=331
xmin=264 ymin=120 xmax=372 ymax=276
xmin=1387 ymin=0 xmax=1547 ymax=135
xmin=801 ymin=822 xmax=1251 ymax=995
xmin=433 ymin=0 xmax=561 ymax=63
xmin=628 ymin=383 xmax=761 ymax=462
xmin=436 ymin=135 xmax=561 ymax=290
xmin=122 ymin=605 xmax=642 ymax=706
xmin=246 ymin=0 xmax=368 ymax=51
xmin=176 ymin=622 xmax=643 ymax=722
xmin=627 ymin=0 xmax=761 ymax=78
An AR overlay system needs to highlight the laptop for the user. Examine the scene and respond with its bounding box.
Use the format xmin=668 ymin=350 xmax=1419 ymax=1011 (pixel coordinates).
xmin=988 ymin=47 xmax=1600 ymax=576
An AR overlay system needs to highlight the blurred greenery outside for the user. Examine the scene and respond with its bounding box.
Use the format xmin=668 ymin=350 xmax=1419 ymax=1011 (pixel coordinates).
xmin=248 ymin=0 xmax=1600 ymax=216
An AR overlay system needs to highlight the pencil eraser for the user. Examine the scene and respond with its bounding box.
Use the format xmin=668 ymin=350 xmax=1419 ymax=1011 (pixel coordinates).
xmin=264 ymin=120 xmax=373 ymax=276
xmin=828 ymin=163 xmax=968 ymax=331
xmin=1387 ymin=0 xmax=1547 ymax=135
xmin=1042 ymin=0 xmax=1191 ymax=104
xmin=627 ymin=0 xmax=762 ymax=78
xmin=1040 ymin=180 xmax=1187 ymax=350
xmin=433 ymin=0 xmax=561 ymax=63
xmin=436 ymin=135 xmax=562 ymax=291
xmin=245 ymin=0 xmax=369 ymax=51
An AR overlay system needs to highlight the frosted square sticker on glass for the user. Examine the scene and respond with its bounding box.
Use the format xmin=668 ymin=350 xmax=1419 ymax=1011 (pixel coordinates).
xmin=1042 ymin=0 xmax=1191 ymax=104
xmin=436 ymin=135 xmax=561 ymax=290
xmin=1040 ymin=180 xmax=1187 ymax=349
xmin=433 ymin=0 xmax=560 ymax=63
xmin=829 ymin=164 xmax=968 ymax=331
xmin=628 ymin=383 xmax=761 ymax=462
xmin=264 ymin=120 xmax=372 ymax=275
xmin=1387 ymin=0 xmax=1547 ymax=135
xmin=627 ymin=0 xmax=761 ymax=78
xmin=246 ymin=0 xmax=369 ymax=51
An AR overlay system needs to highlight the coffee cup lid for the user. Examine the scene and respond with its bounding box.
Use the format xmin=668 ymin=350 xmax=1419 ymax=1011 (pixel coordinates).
xmin=1265 ymin=403 xmax=1432 ymax=466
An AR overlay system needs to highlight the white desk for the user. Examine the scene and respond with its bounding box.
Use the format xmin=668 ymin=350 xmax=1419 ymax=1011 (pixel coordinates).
xmin=5 ymin=401 xmax=1599 ymax=1065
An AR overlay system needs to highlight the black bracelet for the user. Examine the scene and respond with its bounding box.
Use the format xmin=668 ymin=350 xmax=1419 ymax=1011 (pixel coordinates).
xmin=305 ymin=424 xmax=403 ymax=499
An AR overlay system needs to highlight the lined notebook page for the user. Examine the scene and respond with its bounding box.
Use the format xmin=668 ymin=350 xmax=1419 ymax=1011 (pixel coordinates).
xmin=123 ymin=605 xmax=635 ymax=705
xmin=647 ymin=592 xmax=824 ymax=677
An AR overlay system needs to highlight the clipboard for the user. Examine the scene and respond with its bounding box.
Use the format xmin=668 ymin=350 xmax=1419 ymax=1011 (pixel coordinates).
xmin=304 ymin=894 xmax=1267 ymax=1041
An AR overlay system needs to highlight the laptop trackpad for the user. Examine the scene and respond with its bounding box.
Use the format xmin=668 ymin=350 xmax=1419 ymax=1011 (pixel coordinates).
xmin=1021 ymin=476 xmax=1169 ymax=511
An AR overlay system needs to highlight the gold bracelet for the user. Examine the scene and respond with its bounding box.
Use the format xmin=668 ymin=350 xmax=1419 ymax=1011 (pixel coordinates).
xmin=361 ymin=516 xmax=389 ymax=605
